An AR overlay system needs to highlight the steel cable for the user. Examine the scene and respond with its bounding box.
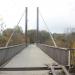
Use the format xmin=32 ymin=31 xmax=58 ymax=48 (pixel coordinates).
xmin=39 ymin=11 xmax=57 ymax=47
xmin=5 ymin=10 xmax=25 ymax=47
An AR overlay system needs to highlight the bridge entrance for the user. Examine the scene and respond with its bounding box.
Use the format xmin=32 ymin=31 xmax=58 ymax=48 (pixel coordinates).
xmin=0 ymin=7 xmax=74 ymax=75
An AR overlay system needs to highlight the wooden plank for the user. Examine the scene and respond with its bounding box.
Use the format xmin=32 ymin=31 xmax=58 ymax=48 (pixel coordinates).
xmin=61 ymin=66 xmax=70 ymax=75
xmin=50 ymin=66 xmax=57 ymax=75
xmin=0 ymin=67 xmax=49 ymax=71
xmin=0 ymin=67 xmax=62 ymax=71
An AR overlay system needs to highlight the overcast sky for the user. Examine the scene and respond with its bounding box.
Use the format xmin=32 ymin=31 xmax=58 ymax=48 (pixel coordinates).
xmin=0 ymin=0 xmax=75 ymax=33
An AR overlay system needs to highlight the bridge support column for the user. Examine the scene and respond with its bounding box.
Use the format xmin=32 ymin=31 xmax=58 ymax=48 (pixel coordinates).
xmin=36 ymin=7 xmax=39 ymax=43
xmin=25 ymin=7 xmax=28 ymax=47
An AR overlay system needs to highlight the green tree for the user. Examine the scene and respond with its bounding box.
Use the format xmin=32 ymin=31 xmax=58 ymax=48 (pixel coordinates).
xmin=27 ymin=30 xmax=50 ymax=43
xmin=2 ymin=26 xmax=25 ymax=46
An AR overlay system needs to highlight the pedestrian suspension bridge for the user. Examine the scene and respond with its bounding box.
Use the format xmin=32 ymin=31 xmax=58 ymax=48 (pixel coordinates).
xmin=0 ymin=7 xmax=75 ymax=75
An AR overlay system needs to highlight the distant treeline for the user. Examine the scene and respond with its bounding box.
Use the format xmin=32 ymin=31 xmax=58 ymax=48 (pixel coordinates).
xmin=0 ymin=25 xmax=25 ymax=47
xmin=27 ymin=30 xmax=75 ymax=48
xmin=0 ymin=25 xmax=75 ymax=48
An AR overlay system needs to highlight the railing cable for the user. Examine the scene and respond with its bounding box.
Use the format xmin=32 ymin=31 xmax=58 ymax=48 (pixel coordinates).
xmin=39 ymin=11 xmax=57 ymax=47
xmin=5 ymin=11 xmax=25 ymax=47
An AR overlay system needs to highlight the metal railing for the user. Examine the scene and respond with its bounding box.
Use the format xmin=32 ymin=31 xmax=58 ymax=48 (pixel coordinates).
xmin=37 ymin=43 xmax=70 ymax=66
xmin=0 ymin=44 xmax=25 ymax=66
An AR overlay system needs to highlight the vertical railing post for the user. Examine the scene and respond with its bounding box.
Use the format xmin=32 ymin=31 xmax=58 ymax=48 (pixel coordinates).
xmin=68 ymin=49 xmax=71 ymax=67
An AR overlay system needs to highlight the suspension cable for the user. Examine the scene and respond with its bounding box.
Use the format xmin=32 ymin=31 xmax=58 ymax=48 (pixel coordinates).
xmin=39 ymin=11 xmax=57 ymax=47
xmin=5 ymin=11 xmax=25 ymax=47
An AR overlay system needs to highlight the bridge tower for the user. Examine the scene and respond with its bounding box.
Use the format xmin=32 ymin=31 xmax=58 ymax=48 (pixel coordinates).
xmin=25 ymin=7 xmax=28 ymax=46
xmin=36 ymin=7 xmax=39 ymax=43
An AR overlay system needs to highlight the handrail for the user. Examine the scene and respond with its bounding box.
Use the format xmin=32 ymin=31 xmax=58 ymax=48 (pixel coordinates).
xmin=38 ymin=43 xmax=68 ymax=51
xmin=0 ymin=44 xmax=25 ymax=50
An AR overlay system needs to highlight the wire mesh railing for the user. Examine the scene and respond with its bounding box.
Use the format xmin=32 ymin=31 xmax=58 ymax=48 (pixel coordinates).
xmin=0 ymin=44 xmax=25 ymax=67
xmin=37 ymin=43 xmax=69 ymax=66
